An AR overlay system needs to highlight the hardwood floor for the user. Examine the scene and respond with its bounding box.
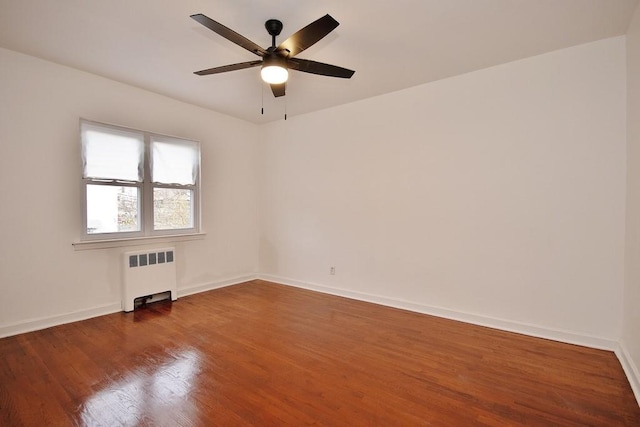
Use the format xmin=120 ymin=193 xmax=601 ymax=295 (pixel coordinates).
xmin=1 ymin=280 xmax=638 ymax=426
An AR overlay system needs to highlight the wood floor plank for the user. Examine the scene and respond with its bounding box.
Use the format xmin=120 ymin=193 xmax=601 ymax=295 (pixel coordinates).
xmin=0 ymin=279 xmax=638 ymax=426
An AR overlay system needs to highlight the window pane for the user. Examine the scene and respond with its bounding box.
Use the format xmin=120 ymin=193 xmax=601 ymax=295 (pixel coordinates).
xmin=82 ymin=122 xmax=144 ymax=182
xmin=154 ymin=188 xmax=193 ymax=230
xmin=151 ymin=138 xmax=199 ymax=185
xmin=87 ymin=185 xmax=140 ymax=234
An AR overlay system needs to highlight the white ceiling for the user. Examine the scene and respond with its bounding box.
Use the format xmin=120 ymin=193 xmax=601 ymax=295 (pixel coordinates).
xmin=0 ymin=0 xmax=637 ymax=123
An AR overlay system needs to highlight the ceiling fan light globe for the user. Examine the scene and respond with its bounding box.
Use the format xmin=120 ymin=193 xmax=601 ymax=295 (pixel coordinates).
xmin=261 ymin=65 xmax=288 ymax=84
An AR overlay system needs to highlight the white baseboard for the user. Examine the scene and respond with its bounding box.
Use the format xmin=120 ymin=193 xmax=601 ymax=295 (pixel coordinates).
xmin=0 ymin=302 xmax=121 ymax=339
xmin=178 ymin=274 xmax=259 ymax=298
xmin=0 ymin=274 xmax=259 ymax=339
xmin=259 ymin=274 xmax=618 ymax=351
xmin=616 ymin=342 xmax=640 ymax=406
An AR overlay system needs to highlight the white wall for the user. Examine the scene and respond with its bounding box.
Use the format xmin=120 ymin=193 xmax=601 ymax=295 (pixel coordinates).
xmin=623 ymin=1 xmax=640 ymax=401
xmin=0 ymin=34 xmax=630 ymax=354
xmin=0 ymin=48 xmax=259 ymax=335
xmin=259 ymin=37 xmax=627 ymax=346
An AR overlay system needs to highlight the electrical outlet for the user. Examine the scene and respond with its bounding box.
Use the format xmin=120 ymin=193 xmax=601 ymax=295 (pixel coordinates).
xmin=330 ymin=266 xmax=336 ymax=275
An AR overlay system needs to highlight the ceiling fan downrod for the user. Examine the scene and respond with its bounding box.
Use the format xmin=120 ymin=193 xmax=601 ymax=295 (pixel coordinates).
xmin=265 ymin=19 xmax=283 ymax=49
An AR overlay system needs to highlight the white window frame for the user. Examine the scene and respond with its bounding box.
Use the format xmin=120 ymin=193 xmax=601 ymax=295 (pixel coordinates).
xmin=80 ymin=119 xmax=201 ymax=242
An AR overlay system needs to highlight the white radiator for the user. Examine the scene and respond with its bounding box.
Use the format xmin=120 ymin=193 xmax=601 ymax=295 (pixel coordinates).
xmin=122 ymin=247 xmax=177 ymax=312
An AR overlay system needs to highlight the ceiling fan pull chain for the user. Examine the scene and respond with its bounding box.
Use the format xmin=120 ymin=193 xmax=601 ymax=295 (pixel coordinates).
xmin=261 ymin=82 xmax=264 ymax=115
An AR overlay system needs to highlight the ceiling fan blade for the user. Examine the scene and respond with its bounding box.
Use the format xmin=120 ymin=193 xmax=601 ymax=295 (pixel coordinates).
xmin=270 ymin=83 xmax=286 ymax=97
xmin=277 ymin=14 xmax=339 ymax=57
xmin=288 ymin=58 xmax=355 ymax=79
xmin=191 ymin=14 xmax=268 ymax=57
xmin=194 ymin=60 xmax=262 ymax=76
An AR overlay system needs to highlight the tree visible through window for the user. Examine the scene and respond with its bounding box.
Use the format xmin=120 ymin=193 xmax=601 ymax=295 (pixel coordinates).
xmin=117 ymin=187 xmax=139 ymax=232
xmin=154 ymin=188 xmax=193 ymax=230
xmin=80 ymin=120 xmax=200 ymax=240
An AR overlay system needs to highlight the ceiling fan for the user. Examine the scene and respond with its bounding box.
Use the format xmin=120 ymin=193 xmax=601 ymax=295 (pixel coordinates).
xmin=191 ymin=13 xmax=355 ymax=98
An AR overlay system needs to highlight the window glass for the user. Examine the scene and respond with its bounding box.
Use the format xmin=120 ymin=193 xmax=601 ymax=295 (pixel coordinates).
xmin=154 ymin=188 xmax=193 ymax=230
xmin=86 ymin=185 xmax=140 ymax=234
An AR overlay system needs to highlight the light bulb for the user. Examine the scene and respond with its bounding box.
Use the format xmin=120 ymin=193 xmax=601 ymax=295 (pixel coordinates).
xmin=261 ymin=65 xmax=288 ymax=84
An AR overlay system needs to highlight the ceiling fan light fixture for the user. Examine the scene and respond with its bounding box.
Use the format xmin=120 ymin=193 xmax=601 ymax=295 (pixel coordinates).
xmin=261 ymin=64 xmax=288 ymax=84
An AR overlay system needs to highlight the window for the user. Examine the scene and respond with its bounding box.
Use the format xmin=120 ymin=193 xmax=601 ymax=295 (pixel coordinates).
xmin=80 ymin=120 xmax=200 ymax=240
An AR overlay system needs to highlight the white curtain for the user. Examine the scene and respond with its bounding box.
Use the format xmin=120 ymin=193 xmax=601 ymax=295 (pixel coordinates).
xmin=151 ymin=137 xmax=199 ymax=185
xmin=81 ymin=122 xmax=144 ymax=182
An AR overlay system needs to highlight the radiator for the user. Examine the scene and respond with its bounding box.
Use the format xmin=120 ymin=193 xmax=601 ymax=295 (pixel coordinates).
xmin=122 ymin=247 xmax=177 ymax=312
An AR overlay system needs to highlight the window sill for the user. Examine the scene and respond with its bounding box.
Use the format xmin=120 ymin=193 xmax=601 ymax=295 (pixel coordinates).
xmin=72 ymin=232 xmax=206 ymax=251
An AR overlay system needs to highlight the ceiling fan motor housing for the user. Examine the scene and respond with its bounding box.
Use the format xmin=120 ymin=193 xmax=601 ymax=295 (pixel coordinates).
xmin=263 ymin=54 xmax=287 ymax=68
